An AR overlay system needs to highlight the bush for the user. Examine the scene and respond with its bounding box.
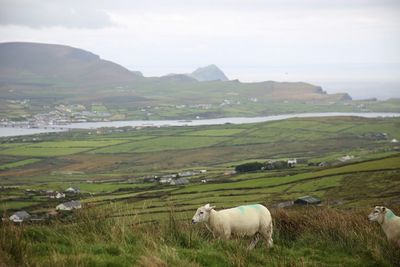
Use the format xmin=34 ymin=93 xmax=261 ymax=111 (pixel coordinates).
xmin=235 ymin=162 xmax=264 ymax=172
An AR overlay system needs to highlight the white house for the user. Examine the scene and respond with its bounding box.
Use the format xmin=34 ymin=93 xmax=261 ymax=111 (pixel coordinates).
xmin=56 ymin=200 xmax=82 ymax=211
xmin=56 ymin=192 xmax=66 ymax=199
xmin=48 ymin=191 xmax=65 ymax=199
xmin=9 ymin=211 xmax=31 ymax=223
xmin=339 ymin=155 xmax=354 ymax=162
xmin=65 ymin=187 xmax=80 ymax=194
xmin=178 ymin=171 xmax=196 ymax=177
xmin=287 ymin=159 xmax=297 ymax=167
xmin=159 ymin=177 xmax=172 ymax=184
xmin=170 ymin=178 xmax=189 ymax=186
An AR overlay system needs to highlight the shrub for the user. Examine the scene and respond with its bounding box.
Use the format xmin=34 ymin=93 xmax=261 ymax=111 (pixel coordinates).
xmin=235 ymin=162 xmax=264 ymax=172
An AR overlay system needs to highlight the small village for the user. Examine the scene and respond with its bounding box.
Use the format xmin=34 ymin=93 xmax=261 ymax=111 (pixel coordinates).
xmin=2 ymin=157 xmax=347 ymax=224
xmin=5 ymin=186 xmax=82 ymax=223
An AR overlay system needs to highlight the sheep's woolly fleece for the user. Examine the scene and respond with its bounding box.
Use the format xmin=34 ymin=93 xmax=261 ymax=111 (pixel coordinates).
xmin=192 ymin=203 xmax=273 ymax=249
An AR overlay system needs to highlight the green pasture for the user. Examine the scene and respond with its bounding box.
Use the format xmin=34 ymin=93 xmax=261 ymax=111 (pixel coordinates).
xmin=77 ymin=182 xmax=156 ymax=193
xmin=174 ymin=155 xmax=400 ymax=194
xmin=28 ymin=140 xmax=127 ymax=148
xmin=1 ymin=116 xmax=400 ymax=267
xmin=0 ymin=200 xmax=40 ymax=211
xmin=185 ymin=128 xmax=245 ymax=136
xmin=0 ymin=158 xmax=41 ymax=170
xmin=93 ymin=136 xmax=227 ymax=153
xmin=1 ymin=116 xmax=399 ymax=217
xmin=0 ymin=147 xmax=91 ymax=157
xmin=287 ymin=175 xmax=343 ymax=192
xmin=0 ymin=139 xmax=128 ymax=156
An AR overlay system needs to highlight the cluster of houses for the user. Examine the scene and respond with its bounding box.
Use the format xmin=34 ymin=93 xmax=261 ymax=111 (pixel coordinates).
xmin=7 ymin=187 xmax=82 ymax=223
xmin=25 ymin=187 xmax=79 ymax=198
xmin=0 ymin=102 xmax=117 ymax=129
xmin=160 ymin=177 xmax=189 ymax=185
xmin=8 ymin=200 xmax=82 ymax=223
xmin=144 ymin=170 xmax=207 ymax=185
xmin=174 ymin=104 xmax=212 ymax=110
xmin=265 ymin=159 xmax=298 ymax=170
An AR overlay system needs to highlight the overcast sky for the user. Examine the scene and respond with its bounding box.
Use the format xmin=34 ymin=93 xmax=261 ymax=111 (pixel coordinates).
xmin=0 ymin=0 xmax=399 ymax=98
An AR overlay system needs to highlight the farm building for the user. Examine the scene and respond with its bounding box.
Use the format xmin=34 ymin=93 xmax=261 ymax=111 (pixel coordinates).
xmin=47 ymin=191 xmax=65 ymax=199
xmin=65 ymin=187 xmax=80 ymax=194
xmin=178 ymin=171 xmax=196 ymax=177
xmin=339 ymin=155 xmax=354 ymax=162
xmin=294 ymin=196 xmax=321 ymax=205
xmin=170 ymin=178 xmax=189 ymax=186
xmin=159 ymin=177 xmax=172 ymax=184
xmin=9 ymin=211 xmax=31 ymax=223
xmin=56 ymin=200 xmax=82 ymax=211
xmin=287 ymin=159 xmax=297 ymax=167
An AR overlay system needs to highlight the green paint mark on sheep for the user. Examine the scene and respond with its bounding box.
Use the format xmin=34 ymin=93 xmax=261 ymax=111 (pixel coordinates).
xmin=386 ymin=210 xmax=396 ymax=220
xmin=237 ymin=204 xmax=262 ymax=214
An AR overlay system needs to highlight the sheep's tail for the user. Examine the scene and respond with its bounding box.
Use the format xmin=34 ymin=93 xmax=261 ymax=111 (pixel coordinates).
xmin=260 ymin=217 xmax=273 ymax=248
xmin=267 ymin=220 xmax=274 ymax=248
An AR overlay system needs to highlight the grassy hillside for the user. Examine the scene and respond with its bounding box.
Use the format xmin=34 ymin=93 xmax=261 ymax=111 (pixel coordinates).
xmin=1 ymin=205 xmax=399 ymax=266
xmin=3 ymin=42 xmax=400 ymax=122
xmin=0 ymin=42 xmax=142 ymax=86
xmin=1 ymin=116 xmax=400 ymax=266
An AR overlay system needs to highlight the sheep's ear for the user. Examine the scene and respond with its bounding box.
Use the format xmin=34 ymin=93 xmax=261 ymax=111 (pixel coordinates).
xmin=211 ymin=205 xmax=216 ymax=209
xmin=205 ymin=204 xmax=213 ymax=211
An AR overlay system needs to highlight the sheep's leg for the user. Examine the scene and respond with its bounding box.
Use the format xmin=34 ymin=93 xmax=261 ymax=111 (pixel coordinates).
xmin=260 ymin=222 xmax=273 ymax=249
xmin=223 ymin=229 xmax=231 ymax=240
xmin=205 ymin=223 xmax=216 ymax=238
xmin=248 ymin=233 xmax=260 ymax=250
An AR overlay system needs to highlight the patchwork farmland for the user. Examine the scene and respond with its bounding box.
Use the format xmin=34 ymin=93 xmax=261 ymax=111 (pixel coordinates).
xmin=1 ymin=116 xmax=400 ymax=266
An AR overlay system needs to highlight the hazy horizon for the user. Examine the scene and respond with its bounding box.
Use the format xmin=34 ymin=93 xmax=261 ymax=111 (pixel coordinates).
xmin=125 ymin=62 xmax=400 ymax=100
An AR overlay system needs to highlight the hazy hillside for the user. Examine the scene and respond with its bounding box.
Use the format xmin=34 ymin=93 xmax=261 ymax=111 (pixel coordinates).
xmin=0 ymin=42 xmax=383 ymax=121
xmin=189 ymin=64 xmax=229 ymax=81
xmin=0 ymin=42 xmax=143 ymax=87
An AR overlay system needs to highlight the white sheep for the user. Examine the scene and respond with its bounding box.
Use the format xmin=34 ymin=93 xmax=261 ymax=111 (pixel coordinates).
xmin=368 ymin=206 xmax=400 ymax=246
xmin=191 ymin=203 xmax=273 ymax=249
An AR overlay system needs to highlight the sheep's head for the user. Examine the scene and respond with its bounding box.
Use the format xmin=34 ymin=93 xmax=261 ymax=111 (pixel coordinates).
xmin=368 ymin=206 xmax=387 ymax=223
xmin=191 ymin=203 xmax=215 ymax=224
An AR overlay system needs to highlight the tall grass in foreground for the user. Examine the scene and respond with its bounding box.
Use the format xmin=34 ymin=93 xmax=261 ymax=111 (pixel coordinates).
xmin=1 ymin=205 xmax=399 ymax=267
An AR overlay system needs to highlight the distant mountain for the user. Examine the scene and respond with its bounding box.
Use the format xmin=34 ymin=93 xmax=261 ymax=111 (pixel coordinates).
xmin=0 ymin=42 xmax=142 ymax=87
xmin=189 ymin=64 xmax=229 ymax=81
xmin=0 ymin=42 xmax=358 ymax=121
xmin=160 ymin=73 xmax=197 ymax=82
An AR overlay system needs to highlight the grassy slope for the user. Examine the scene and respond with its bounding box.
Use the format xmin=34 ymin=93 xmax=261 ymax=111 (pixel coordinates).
xmin=1 ymin=206 xmax=399 ymax=267
xmin=1 ymin=116 xmax=400 ymax=266
xmin=2 ymin=74 xmax=400 ymax=120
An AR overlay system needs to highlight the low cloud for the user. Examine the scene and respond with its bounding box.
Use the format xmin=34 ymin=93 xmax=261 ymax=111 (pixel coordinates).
xmin=0 ymin=0 xmax=114 ymax=29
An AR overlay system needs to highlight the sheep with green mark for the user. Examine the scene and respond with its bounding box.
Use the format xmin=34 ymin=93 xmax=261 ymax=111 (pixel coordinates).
xmin=368 ymin=206 xmax=400 ymax=246
xmin=191 ymin=203 xmax=273 ymax=250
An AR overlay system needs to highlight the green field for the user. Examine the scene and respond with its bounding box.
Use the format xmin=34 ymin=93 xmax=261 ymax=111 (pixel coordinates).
xmin=0 ymin=140 xmax=128 ymax=157
xmin=1 ymin=116 xmax=400 ymax=266
xmin=0 ymin=158 xmax=41 ymax=170
xmin=92 ymin=136 xmax=227 ymax=153
xmin=185 ymin=129 xmax=245 ymax=136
